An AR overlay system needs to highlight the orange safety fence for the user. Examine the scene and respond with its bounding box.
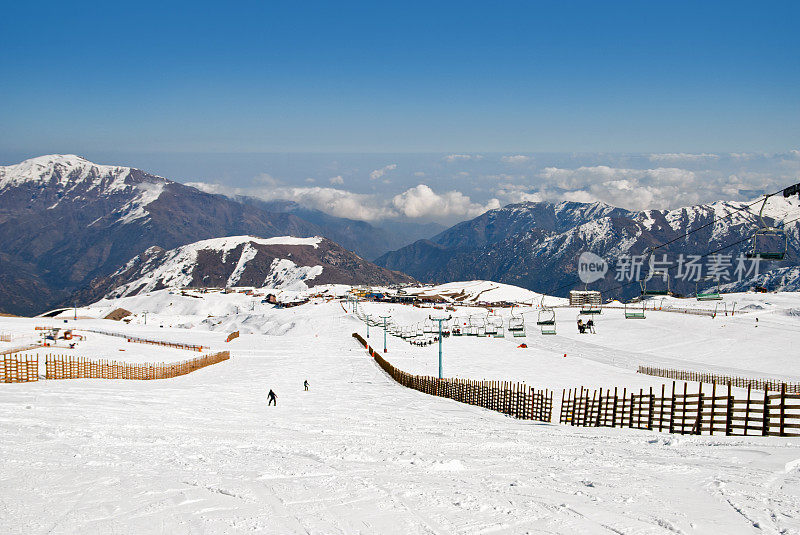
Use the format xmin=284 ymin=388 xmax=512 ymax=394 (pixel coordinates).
xmin=44 ymin=351 xmax=230 ymax=380
xmin=1 ymin=354 xmax=39 ymax=383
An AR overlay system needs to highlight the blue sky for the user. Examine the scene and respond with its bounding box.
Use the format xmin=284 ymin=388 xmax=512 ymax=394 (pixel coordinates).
xmin=1 ymin=1 xmax=797 ymax=154
xmin=1 ymin=1 xmax=798 ymax=223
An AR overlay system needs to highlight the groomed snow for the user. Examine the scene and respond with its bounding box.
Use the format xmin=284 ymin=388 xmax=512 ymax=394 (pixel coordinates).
xmin=2 ymin=282 xmax=800 ymax=533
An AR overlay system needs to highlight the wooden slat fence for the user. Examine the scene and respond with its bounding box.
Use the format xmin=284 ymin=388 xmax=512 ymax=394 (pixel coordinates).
xmin=1 ymin=354 xmax=39 ymax=383
xmin=560 ymin=381 xmax=800 ymax=437
xmin=44 ymin=351 xmax=229 ymax=380
xmin=0 ymin=333 xmax=11 ymax=342
xmin=353 ymin=333 xmax=552 ymax=422
xmin=638 ymin=365 xmax=800 ymax=394
xmin=79 ymin=328 xmax=204 ymax=352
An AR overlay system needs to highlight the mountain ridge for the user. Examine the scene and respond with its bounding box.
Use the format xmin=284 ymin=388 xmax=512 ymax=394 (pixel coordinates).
xmin=0 ymin=155 xmax=415 ymax=315
xmin=375 ymin=197 xmax=800 ymax=299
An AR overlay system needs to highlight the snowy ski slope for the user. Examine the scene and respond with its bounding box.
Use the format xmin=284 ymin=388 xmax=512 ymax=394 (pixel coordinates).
xmin=1 ymin=282 xmax=799 ymax=533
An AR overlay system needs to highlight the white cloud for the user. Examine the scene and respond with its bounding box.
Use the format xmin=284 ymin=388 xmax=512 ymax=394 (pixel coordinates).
xmin=443 ymin=154 xmax=483 ymax=162
xmin=183 ymin=179 xmax=502 ymax=223
xmin=494 ymin=183 xmax=544 ymax=204
xmin=391 ymin=184 xmax=500 ymax=220
xmin=262 ymin=186 xmax=393 ymax=221
xmin=185 ymin=182 xmax=227 ymax=195
xmin=500 ymin=155 xmax=531 ymax=164
xmin=536 ymin=166 xmax=703 ymax=210
xmin=369 ymin=163 xmax=397 ymax=180
xmin=329 ymin=175 xmax=344 ymax=185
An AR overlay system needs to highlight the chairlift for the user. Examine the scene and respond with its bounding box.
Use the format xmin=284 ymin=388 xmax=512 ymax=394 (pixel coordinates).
xmin=508 ymin=305 xmax=526 ymax=337
xmin=488 ymin=313 xmax=504 ymax=338
xmin=640 ymin=270 xmax=671 ymax=296
xmin=746 ymin=195 xmax=788 ymax=261
xmin=538 ymin=308 xmax=556 ymax=335
xmin=494 ymin=321 xmax=505 ymax=338
xmin=540 ymin=322 xmax=557 ymax=335
xmin=441 ymin=318 xmax=451 ymax=335
xmin=537 ymin=296 xmax=555 ymax=325
xmin=485 ymin=311 xmax=498 ymax=336
xmin=537 ymin=307 xmax=555 ymax=326
xmin=452 ymin=318 xmax=464 ymax=336
xmin=624 ymin=301 xmax=646 ymax=319
xmin=696 ymin=276 xmax=723 ymax=301
xmin=475 ymin=316 xmax=487 ymax=337
xmin=423 ymin=319 xmax=435 ymax=334
xmin=578 ymin=285 xmax=602 ymax=314
xmin=465 ymin=316 xmax=478 ymax=336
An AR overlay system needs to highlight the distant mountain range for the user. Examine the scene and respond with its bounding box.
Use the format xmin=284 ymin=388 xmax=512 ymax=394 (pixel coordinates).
xmin=375 ymin=198 xmax=800 ymax=300
xmin=0 ymin=155 xmax=421 ymax=315
xmin=3 ymin=154 xmax=798 ymax=314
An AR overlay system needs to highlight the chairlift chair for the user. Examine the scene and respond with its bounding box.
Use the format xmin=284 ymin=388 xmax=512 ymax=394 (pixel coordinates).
xmin=452 ymin=318 xmax=464 ymax=336
xmin=465 ymin=316 xmax=478 ymax=336
xmin=696 ymin=277 xmax=723 ymax=301
xmin=485 ymin=312 xmax=498 ymax=336
xmin=494 ymin=321 xmax=505 ymax=338
xmin=536 ymin=307 xmax=556 ymax=326
xmin=475 ymin=316 xmax=487 ymax=337
xmin=624 ymin=301 xmax=646 ymax=319
xmin=746 ymin=195 xmax=788 ymax=261
xmin=508 ymin=306 xmax=526 ymax=337
xmin=640 ymin=270 xmax=671 ymax=296
xmin=541 ymin=322 xmax=557 ymax=335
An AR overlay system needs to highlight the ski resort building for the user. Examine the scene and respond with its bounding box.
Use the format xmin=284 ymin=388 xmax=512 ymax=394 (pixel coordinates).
xmin=569 ymin=290 xmax=602 ymax=308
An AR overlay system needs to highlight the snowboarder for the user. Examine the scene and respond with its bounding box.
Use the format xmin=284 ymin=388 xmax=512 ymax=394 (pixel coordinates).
xmin=304 ymin=380 xmax=309 ymax=391
xmin=586 ymin=319 xmax=595 ymax=334
xmin=267 ymin=389 xmax=277 ymax=406
xmin=577 ymin=319 xmax=585 ymax=334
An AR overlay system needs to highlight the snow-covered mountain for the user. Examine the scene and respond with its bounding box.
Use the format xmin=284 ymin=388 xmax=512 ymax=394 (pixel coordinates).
xmin=70 ymin=235 xmax=416 ymax=303
xmin=0 ymin=155 xmax=402 ymax=315
xmin=375 ymin=197 xmax=800 ymax=299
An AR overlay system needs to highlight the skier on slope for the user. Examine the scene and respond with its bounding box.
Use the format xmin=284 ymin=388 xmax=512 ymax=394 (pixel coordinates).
xmin=304 ymin=380 xmax=309 ymax=391
xmin=268 ymin=389 xmax=277 ymax=406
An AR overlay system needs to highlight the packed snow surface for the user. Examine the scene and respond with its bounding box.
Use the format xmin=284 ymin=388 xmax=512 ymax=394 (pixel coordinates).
xmin=2 ymin=281 xmax=800 ymax=533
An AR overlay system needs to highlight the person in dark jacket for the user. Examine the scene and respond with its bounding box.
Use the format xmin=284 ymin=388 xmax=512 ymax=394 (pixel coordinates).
xmin=303 ymin=380 xmax=309 ymax=391
xmin=268 ymin=389 xmax=277 ymax=406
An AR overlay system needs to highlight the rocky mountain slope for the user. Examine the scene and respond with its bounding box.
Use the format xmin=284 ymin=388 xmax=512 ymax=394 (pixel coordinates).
xmin=71 ymin=235 xmax=415 ymax=303
xmin=376 ymin=198 xmax=800 ymax=300
xmin=0 ymin=155 xmax=411 ymax=314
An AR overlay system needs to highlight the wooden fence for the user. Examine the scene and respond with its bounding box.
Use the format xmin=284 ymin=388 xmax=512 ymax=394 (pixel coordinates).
xmin=0 ymin=333 xmax=11 ymax=342
xmin=638 ymin=366 xmax=800 ymax=394
xmin=44 ymin=351 xmax=230 ymax=380
xmin=1 ymin=354 xmax=39 ymax=383
xmin=226 ymin=331 xmax=240 ymax=343
xmin=79 ymin=328 xmax=204 ymax=352
xmin=353 ymin=333 xmax=552 ymax=422
xmin=560 ymin=381 xmax=800 ymax=437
